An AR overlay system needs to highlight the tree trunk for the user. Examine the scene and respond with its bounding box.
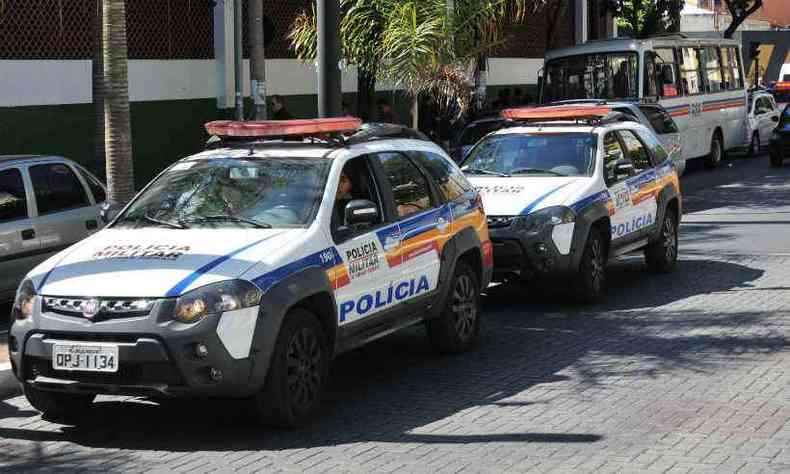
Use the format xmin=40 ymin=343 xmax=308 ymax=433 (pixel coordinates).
xmin=249 ymin=0 xmax=267 ymax=120
xmin=93 ymin=0 xmax=105 ymax=179
xmin=103 ymin=0 xmax=134 ymax=204
xmin=724 ymin=0 xmax=763 ymax=39
xmin=356 ymin=71 xmax=376 ymax=121
xmin=411 ymin=96 xmax=419 ymax=130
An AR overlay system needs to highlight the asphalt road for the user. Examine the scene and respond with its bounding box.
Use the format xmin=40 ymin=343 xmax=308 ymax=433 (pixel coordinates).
xmin=2 ymin=152 xmax=790 ymax=473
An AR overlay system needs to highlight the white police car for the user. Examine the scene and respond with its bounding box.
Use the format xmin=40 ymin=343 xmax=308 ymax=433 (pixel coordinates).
xmin=9 ymin=118 xmax=492 ymax=427
xmin=461 ymin=105 xmax=682 ymax=302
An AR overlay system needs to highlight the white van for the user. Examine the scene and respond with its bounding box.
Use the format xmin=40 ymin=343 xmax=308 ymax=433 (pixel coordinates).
xmin=542 ymin=34 xmax=748 ymax=169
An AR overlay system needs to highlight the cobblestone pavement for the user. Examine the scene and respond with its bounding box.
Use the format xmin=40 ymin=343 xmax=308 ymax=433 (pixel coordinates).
xmin=2 ymin=158 xmax=790 ymax=473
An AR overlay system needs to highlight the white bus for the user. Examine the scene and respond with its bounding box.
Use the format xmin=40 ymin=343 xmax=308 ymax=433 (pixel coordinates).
xmin=541 ymin=35 xmax=748 ymax=169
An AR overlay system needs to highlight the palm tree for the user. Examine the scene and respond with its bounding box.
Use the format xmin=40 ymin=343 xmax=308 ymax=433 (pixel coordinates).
xmin=290 ymin=0 xmax=534 ymax=127
xmin=102 ymin=0 xmax=134 ymax=203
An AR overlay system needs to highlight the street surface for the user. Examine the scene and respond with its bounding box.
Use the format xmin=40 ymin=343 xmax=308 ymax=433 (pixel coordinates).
xmin=2 ymin=154 xmax=790 ymax=473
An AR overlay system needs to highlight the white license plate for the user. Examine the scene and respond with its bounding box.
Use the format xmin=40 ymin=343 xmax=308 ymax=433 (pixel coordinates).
xmin=52 ymin=342 xmax=119 ymax=373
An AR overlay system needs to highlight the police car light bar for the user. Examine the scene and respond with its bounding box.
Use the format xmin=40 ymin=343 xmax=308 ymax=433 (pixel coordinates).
xmin=205 ymin=117 xmax=363 ymax=138
xmin=501 ymin=106 xmax=613 ymax=121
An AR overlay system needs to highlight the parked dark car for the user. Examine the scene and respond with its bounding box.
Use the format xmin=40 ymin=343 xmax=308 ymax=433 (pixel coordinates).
xmin=769 ymin=104 xmax=790 ymax=167
xmin=449 ymin=117 xmax=508 ymax=163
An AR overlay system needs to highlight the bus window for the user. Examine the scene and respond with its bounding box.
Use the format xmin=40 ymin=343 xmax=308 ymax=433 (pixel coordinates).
xmin=638 ymin=105 xmax=679 ymax=134
xmin=701 ymin=47 xmax=723 ymax=92
xmin=655 ymin=48 xmax=680 ymax=97
xmin=644 ymin=52 xmax=660 ymax=98
xmin=722 ymin=47 xmax=744 ymax=89
xmin=680 ymin=47 xmax=702 ymax=95
xmin=542 ymin=52 xmax=638 ymax=103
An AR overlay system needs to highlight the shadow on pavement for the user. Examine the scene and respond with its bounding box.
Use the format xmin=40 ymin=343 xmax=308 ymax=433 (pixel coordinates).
xmin=0 ymin=252 xmax=781 ymax=463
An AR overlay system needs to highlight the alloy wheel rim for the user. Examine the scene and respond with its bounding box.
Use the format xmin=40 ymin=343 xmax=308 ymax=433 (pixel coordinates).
xmin=663 ymin=217 xmax=677 ymax=261
xmin=451 ymin=274 xmax=477 ymax=341
xmin=589 ymin=239 xmax=603 ymax=291
xmin=286 ymin=327 xmax=322 ymax=411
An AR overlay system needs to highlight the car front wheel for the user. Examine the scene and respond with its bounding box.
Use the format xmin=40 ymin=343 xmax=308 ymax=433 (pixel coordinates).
xmin=749 ymin=132 xmax=761 ymax=158
xmin=645 ymin=209 xmax=679 ymax=273
xmin=705 ymin=134 xmax=723 ymax=168
xmin=572 ymin=227 xmax=606 ymax=303
xmin=427 ymin=261 xmax=481 ymax=353
xmin=254 ymin=308 xmax=329 ymax=428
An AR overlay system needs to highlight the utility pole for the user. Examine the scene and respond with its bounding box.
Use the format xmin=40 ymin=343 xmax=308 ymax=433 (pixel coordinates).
xmin=249 ymin=0 xmax=267 ymax=120
xmin=233 ymin=0 xmax=244 ymax=121
xmin=317 ymin=0 xmax=342 ymax=117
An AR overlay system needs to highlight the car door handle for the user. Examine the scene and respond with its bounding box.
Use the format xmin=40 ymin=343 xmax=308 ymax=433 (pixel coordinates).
xmin=86 ymin=219 xmax=98 ymax=230
xmin=21 ymin=229 xmax=35 ymax=240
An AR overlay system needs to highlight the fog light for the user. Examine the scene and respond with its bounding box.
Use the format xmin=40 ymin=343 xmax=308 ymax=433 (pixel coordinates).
xmin=194 ymin=343 xmax=208 ymax=359
xmin=209 ymin=367 xmax=223 ymax=382
xmin=535 ymin=243 xmax=548 ymax=254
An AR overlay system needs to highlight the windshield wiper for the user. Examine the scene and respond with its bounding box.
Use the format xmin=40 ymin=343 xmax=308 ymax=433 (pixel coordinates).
xmin=464 ymin=168 xmax=510 ymax=177
xmin=510 ymin=168 xmax=567 ymax=177
xmin=187 ymin=215 xmax=272 ymax=229
xmin=141 ymin=214 xmax=189 ymax=229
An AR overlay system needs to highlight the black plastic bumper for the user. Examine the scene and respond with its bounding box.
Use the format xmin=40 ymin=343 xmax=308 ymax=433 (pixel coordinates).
xmin=11 ymin=299 xmax=264 ymax=399
xmin=489 ymin=225 xmax=576 ymax=281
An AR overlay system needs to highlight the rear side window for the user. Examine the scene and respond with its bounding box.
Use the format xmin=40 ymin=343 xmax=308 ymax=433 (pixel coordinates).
xmin=410 ymin=152 xmax=473 ymax=202
xmin=376 ymin=153 xmax=435 ymax=218
xmin=635 ymin=129 xmax=670 ymax=164
xmin=638 ymin=106 xmax=679 ymax=134
xmin=618 ymin=130 xmax=654 ymax=171
xmin=76 ymin=165 xmax=106 ymax=203
xmin=29 ymin=163 xmax=90 ymax=215
xmin=0 ymin=168 xmax=28 ymax=222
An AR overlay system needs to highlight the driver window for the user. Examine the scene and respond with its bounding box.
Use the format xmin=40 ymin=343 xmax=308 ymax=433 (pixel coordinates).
xmin=376 ymin=152 xmax=435 ymax=219
xmin=331 ymin=157 xmax=382 ymax=240
xmin=603 ymin=132 xmax=629 ymax=185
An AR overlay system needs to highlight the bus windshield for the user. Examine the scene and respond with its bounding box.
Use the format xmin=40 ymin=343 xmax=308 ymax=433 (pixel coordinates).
xmin=542 ymin=52 xmax=639 ymax=103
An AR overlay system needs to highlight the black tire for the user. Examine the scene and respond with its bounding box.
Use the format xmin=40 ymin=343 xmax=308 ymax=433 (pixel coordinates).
xmin=645 ymin=208 xmax=679 ymax=273
xmin=23 ymin=384 xmax=95 ymax=421
xmin=770 ymin=152 xmax=783 ymax=167
xmin=704 ymin=133 xmax=724 ymax=168
xmin=254 ymin=308 xmax=329 ymax=428
xmin=427 ymin=261 xmax=481 ymax=353
xmin=749 ymin=132 xmax=761 ymax=158
xmin=572 ymin=227 xmax=607 ymax=304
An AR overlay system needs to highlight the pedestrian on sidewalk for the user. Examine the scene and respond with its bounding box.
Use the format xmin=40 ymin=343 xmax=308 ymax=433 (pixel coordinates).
xmin=271 ymin=95 xmax=293 ymax=120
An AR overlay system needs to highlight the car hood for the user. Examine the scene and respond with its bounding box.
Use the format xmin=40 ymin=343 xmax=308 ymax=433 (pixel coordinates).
xmin=468 ymin=176 xmax=588 ymax=216
xmin=29 ymin=227 xmax=297 ymax=298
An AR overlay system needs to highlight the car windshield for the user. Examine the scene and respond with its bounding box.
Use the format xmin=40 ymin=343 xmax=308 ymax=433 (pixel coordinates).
xmin=115 ymin=157 xmax=330 ymax=229
xmin=462 ymin=133 xmax=597 ymax=177
xmin=543 ymin=52 xmax=639 ymax=103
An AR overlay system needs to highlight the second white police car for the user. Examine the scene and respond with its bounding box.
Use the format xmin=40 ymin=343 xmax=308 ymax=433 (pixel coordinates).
xmin=8 ymin=118 xmax=492 ymax=427
xmin=461 ymin=105 xmax=682 ymax=302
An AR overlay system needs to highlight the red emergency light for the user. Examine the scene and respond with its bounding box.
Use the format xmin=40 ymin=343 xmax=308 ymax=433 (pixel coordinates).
xmin=501 ymin=106 xmax=614 ymax=121
xmin=205 ymin=117 xmax=363 ymax=138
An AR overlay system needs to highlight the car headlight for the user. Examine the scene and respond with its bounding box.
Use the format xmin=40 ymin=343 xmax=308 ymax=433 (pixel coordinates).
xmin=173 ymin=280 xmax=262 ymax=324
xmin=12 ymin=279 xmax=37 ymax=321
xmin=513 ymin=206 xmax=576 ymax=234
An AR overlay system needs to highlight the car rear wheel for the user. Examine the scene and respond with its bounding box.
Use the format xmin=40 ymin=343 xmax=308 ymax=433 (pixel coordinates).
xmin=645 ymin=208 xmax=679 ymax=273
xmin=749 ymin=132 xmax=761 ymax=158
xmin=23 ymin=384 xmax=95 ymax=422
xmin=572 ymin=228 xmax=606 ymax=303
xmin=427 ymin=261 xmax=481 ymax=353
xmin=254 ymin=308 xmax=329 ymax=428
xmin=705 ymin=134 xmax=723 ymax=168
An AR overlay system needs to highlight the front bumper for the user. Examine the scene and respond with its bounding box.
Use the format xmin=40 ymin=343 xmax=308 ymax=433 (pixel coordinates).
xmin=9 ymin=297 xmax=263 ymax=399
xmin=488 ymin=221 xmax=577 ymax=281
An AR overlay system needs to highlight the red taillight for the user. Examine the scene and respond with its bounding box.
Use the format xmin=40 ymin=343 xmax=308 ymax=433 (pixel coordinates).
xmin=482 ymin=240 xmax=494 ymax=268
xmin=205 ymin=117 xmax=362 ymax=138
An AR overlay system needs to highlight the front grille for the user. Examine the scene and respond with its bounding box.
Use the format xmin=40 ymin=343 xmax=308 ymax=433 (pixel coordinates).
xmin=487 ymin=215 xmax=515 ymax=229
xmin=42 ymin=296 xmax=157 ymax=321
xmin=27 ymin=357 xmax=182 ymax=386
xmin=37 ymin=332 xmax=142 ymax=344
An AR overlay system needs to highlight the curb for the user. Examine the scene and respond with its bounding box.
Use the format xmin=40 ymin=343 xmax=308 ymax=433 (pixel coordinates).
xmin=0 ymin=362 xmax=21 ymax=400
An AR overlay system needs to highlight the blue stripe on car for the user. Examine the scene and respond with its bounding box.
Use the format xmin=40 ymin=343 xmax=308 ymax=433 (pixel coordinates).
xmin=252 ymin=247 xmax=341 ymax=293
xmin=520 ymin=182 xmax=573 ymax=215
xmin=570 ymin=190 xmax=611 ymax=214
xmin=165 ymin=235 xmax=279 ymax=297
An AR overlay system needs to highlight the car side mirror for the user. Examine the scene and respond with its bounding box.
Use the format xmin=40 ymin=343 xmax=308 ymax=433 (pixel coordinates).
xmin=345 ymin=199 xmax=379 ymax=226
xmin=772 ymin=115 xmax=780 ymax=122
xmin=100 ymin=200 xmax=123 ymax=224
xmin=614 ymin=158 xmax=634 ymax=179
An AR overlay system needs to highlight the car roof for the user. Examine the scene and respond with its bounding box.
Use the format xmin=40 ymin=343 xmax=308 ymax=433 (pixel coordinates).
xmin=0 ymin=154 xmax=68 ymax=165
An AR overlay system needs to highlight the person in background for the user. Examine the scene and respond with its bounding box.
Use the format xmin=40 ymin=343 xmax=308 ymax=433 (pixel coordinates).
xmin=377 ymin=98 xmax=400 ymax=124
xmin=271 ymin=95 xmax=293 ymax=120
